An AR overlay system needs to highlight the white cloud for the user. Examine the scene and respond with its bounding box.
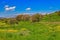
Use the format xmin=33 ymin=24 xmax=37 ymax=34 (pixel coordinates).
xmin=26 ymin=8 xmax=31 ymax=11
xmin=5 ymin=7 xmax=10 ymax=10
xmin=9 ymin=6 xmax=16 ymax=9
xmin=5 ymin=5 xmax=16 ymax=11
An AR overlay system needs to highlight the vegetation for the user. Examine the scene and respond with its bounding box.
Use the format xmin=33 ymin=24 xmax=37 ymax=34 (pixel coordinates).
xmin=0 ymin=11 xmax=60 ymax=40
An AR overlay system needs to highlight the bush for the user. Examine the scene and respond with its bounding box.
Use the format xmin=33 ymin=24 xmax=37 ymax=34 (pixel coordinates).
xmin=7 ymin=18 xmax=18 ymax=24
xmin=56 ymin=11 xmax=60 ymax=16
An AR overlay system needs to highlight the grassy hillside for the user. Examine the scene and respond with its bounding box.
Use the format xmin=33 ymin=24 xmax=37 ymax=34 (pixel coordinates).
xmin=41 ymin=12 xmax=60 ymax=22
xmin=0 ymin=11 xmax=60 ymax=40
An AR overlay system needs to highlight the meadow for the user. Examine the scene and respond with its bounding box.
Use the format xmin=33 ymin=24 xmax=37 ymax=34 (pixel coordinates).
xmin=0 ymin=11 xmax=60 ymax=40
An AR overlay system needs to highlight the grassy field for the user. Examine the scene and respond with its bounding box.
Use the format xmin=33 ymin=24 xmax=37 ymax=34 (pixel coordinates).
xmin=0 ymin=21 xmax=60 ymax=40
xmin=0 ymin=12 xmax=60 ymax=40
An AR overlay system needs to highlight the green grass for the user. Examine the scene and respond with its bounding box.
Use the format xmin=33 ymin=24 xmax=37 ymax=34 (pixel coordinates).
xmin=0 ymin=21 xmax=60 ymax=40
xmin=0 ymin=12 xmax=60 ymax=40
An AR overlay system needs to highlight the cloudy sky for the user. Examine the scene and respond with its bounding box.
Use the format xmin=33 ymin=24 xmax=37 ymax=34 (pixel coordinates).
xmin=0 ymin=0 xmax=60 ymax=17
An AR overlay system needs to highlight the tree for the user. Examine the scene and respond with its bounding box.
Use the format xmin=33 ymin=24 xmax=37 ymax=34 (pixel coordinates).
xmin=16 ymin=14 xmax=23 ymax=21
xmin=30 ymin=13 xmax=42 ymax=22
xmin=22 ymin=14 xmax=30 ymax=21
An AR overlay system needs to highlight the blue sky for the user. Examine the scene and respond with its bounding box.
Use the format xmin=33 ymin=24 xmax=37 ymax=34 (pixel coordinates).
xmin=0 ymin=0 xmax=60 ymax=17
